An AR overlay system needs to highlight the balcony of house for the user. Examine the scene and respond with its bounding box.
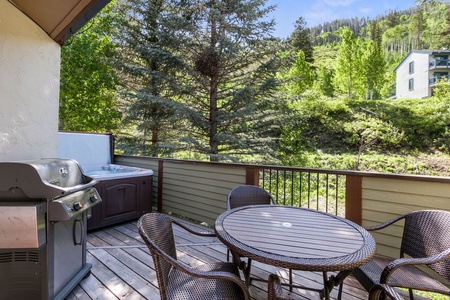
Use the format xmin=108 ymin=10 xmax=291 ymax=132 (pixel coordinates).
xmin=429 ymin=74 xmax=450 ymax=86
xmin=68 ymin=155 xmax=450 ymax=300
xmin=429 ymin=58 xmax=450 ymax=69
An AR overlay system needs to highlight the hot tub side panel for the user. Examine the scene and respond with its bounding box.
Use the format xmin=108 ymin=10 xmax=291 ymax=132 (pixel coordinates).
xmin=87 ymin=175 xmax=153 ymax=231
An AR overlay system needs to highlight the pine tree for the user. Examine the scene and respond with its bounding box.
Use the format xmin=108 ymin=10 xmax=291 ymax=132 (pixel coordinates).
xmin=289 ymin=17 xmax=314 ymax=64
xmin=113 ymin=0 xmax=194 ymax=157
xmin=177 ymin=0 xmax=285 ymax=162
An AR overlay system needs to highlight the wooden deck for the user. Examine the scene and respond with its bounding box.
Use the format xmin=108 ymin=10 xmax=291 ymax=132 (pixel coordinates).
xmin=66 ymin=218 xmax=369 ymax=300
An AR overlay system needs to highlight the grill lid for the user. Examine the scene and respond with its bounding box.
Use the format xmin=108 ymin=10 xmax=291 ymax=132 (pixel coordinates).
xmin=0 ymin=158 xmax=97 ymax=199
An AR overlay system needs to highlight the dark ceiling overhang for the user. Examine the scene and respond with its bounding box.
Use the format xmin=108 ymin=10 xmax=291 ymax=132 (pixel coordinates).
xmin=8 ymin=0 xmax=111 ymax=45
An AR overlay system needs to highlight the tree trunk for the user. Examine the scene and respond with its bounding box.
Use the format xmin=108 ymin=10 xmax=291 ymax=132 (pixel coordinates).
xmin=209 ymin=76 xmax=219 ymax=161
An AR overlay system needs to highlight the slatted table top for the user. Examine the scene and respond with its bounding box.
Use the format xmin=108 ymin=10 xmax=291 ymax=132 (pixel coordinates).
xmin=215 ymin=205 xmax=376 ymax=272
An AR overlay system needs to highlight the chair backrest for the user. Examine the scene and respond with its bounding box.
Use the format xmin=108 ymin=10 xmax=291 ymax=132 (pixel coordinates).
xmin=401 ymin=210 xmax=450 ymax=281
xmin=227 ymin=185 xmax=276 ymax=210
xmin=137 ymin=213 xmax=177 ymax=299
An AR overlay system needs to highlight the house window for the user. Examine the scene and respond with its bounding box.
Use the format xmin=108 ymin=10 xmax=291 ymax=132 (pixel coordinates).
xmin=409 ymin=78 xmax=414 ymax=91
xmin=409 ymin=61 xmax=414 ymax=74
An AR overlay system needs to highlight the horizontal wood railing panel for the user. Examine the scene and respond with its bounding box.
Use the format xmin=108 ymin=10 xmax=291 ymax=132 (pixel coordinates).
xmin=361 ymin=177 xmax=450 ymax=258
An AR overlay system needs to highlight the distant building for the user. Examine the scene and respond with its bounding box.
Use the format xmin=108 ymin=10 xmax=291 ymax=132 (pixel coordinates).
xmin=394 ymin=49 xmax=450 ymax=99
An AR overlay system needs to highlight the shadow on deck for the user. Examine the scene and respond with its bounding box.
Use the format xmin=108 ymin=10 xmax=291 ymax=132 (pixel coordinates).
xmin=66 ymin=219 xmax=369 ymax=300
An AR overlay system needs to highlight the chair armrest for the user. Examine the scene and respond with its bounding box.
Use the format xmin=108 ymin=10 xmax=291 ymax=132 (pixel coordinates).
xmin=365 ymin=213 xmax=408 ymax=231
xmin=171 ymin=218 xmax=216 ymax=237
xmin=154 ymin=241 xmax=251 ymax=299
xmin=380 ymin=248 xmax=450 ymax=283
xmin=369 ymin=284 xmax=404 ymax=300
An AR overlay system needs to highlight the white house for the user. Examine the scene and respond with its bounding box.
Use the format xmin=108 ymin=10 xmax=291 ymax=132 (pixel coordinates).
xmin=394 ymin=49 xmax=450 ymax=99
xmin=0 ymin=0 xmax=110 ymax=161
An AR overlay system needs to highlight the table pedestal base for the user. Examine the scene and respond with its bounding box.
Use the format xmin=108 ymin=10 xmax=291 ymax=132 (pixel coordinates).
xmin=247 ymin=269 xmax=350 ymax=300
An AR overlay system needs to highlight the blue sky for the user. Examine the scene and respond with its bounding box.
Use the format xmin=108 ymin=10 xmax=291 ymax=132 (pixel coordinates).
xmin=266 ymin=0 xmax=419 ymax=38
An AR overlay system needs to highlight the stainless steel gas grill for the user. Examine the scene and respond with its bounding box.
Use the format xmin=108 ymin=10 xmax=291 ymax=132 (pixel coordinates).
xmin=0 ymin=158 xmax=102 ymax=300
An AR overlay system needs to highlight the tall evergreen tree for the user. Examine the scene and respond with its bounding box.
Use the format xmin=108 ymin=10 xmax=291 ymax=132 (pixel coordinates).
xmin=178 ymin=0 xmax=285 ymax=162
xmin=113 ymin=0 xmax=193 ymax=157
xmin=289 ymin=17 xmax=314 ymax=64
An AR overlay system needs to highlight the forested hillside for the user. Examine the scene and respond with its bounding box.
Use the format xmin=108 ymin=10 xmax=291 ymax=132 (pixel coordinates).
xmin=59 ymin=0 xmax=450 ymax=176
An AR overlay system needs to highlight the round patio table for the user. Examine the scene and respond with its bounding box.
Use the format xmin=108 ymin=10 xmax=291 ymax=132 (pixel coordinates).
xmin=215 ymin=205 xmax=376 ymax=300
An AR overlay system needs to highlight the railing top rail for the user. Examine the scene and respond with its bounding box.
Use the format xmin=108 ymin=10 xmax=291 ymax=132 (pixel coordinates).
xmin=115 ymin=155 xmax=450 ymax=184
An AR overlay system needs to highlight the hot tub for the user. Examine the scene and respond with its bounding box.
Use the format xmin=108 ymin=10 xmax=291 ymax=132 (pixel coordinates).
xmin=82 ymin=164 xmax=153 ymax=179
xmin=80 ymin=163 xmax=153 ymax=231
xmin=57 ymin=132 xmax=154 ymax=231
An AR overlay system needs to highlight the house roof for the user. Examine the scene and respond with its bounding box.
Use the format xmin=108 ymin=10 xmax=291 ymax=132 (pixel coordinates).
xmin=394 ymin=49 xmax=450 ymax=72
xmin=8 ymin=0 xmax=111 ymax=45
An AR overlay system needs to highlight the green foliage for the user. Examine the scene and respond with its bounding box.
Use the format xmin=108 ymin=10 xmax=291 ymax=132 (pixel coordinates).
xmin=358 ymin=38 xmax=386 ymax=99
xmin=333 ymin=27 xmax=362 ymax=98
xmin=288 ymin=17 xmax=314 ymax=63
xmin=60 ymin=1 xmax=121 ymax=132
xmin=283 ymin=50 xmax=314 ymax=95
xmin=280 ymin=93 xmax=450 ymax=175
xmin=174 ymin=0 xmax=286 ymax=162
xmin=113 ymin=0 xmax=196 ymax=157
xmin=314 ymin=66 xmax=334 ymax=97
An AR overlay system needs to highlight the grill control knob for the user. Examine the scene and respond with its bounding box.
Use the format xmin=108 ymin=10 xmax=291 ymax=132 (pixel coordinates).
xmin=89 ymin=194 xmax=99 ymax=203
xmin=73 ymin=202 xmax=84 ymax=211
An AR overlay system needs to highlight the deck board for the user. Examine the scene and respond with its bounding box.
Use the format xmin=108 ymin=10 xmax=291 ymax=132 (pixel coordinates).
xmin=66 ymin=219 xmax=370 ymax=300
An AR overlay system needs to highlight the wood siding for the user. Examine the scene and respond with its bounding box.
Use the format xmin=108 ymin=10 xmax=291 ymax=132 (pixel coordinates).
xmin=160 ymin=161 xmax=246 ymax=225
xmin=361 ymin=177 xmax=450 ymax=258
xmin=115 ymin=155 xmax=246 ymax=226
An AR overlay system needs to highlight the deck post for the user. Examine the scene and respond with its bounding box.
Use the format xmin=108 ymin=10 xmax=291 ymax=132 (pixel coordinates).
xmin=345 ymin=175 xmax=362 ymax=225
xmin=246 ymin=166 xmax=260 ymax=185
xmin=157 ymin=160 xmax=164 ymax=213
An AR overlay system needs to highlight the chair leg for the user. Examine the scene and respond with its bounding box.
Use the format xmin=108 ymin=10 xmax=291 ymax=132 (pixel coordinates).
xmin=227 ymin=248 xmax=230 ymax=262
xmin=409 ymin=288 xmax=414 ymax=300
xmin=244 ymin=258 xmax=252 ymax=286
xmin=337 ymin=282 xmax=343 ymax=300
xmin=322 ymin=271 xmax=330 ymax=300
xmin=289 ymin=269 xmax=293 ymax=292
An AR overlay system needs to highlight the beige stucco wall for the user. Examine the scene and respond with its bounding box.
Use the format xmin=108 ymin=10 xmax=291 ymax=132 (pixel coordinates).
xmin=0 ymin=1 xmax=60 ymax=161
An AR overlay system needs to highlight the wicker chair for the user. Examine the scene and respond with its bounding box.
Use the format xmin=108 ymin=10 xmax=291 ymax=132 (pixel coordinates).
xmin=227 ymin=185 xmax=277 ymax=210
xmin=268 ymin=274 xmax=292 ymax=300
xmin=352 ymin=210 xmax=450 ymax=300
xmin=226 ymin=185 xmax=292 ymax=286
xmin=369 ymin=284 xmax=404 ymax=300
xmin=137 ymin=213 xmax=251 ymax=300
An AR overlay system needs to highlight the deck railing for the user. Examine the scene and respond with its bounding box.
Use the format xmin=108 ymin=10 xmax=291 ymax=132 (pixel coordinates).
xmin=114 ymin=155 xmax=450 ymax=259
xmin=259 ymin=166 xmax=346 ymax=216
